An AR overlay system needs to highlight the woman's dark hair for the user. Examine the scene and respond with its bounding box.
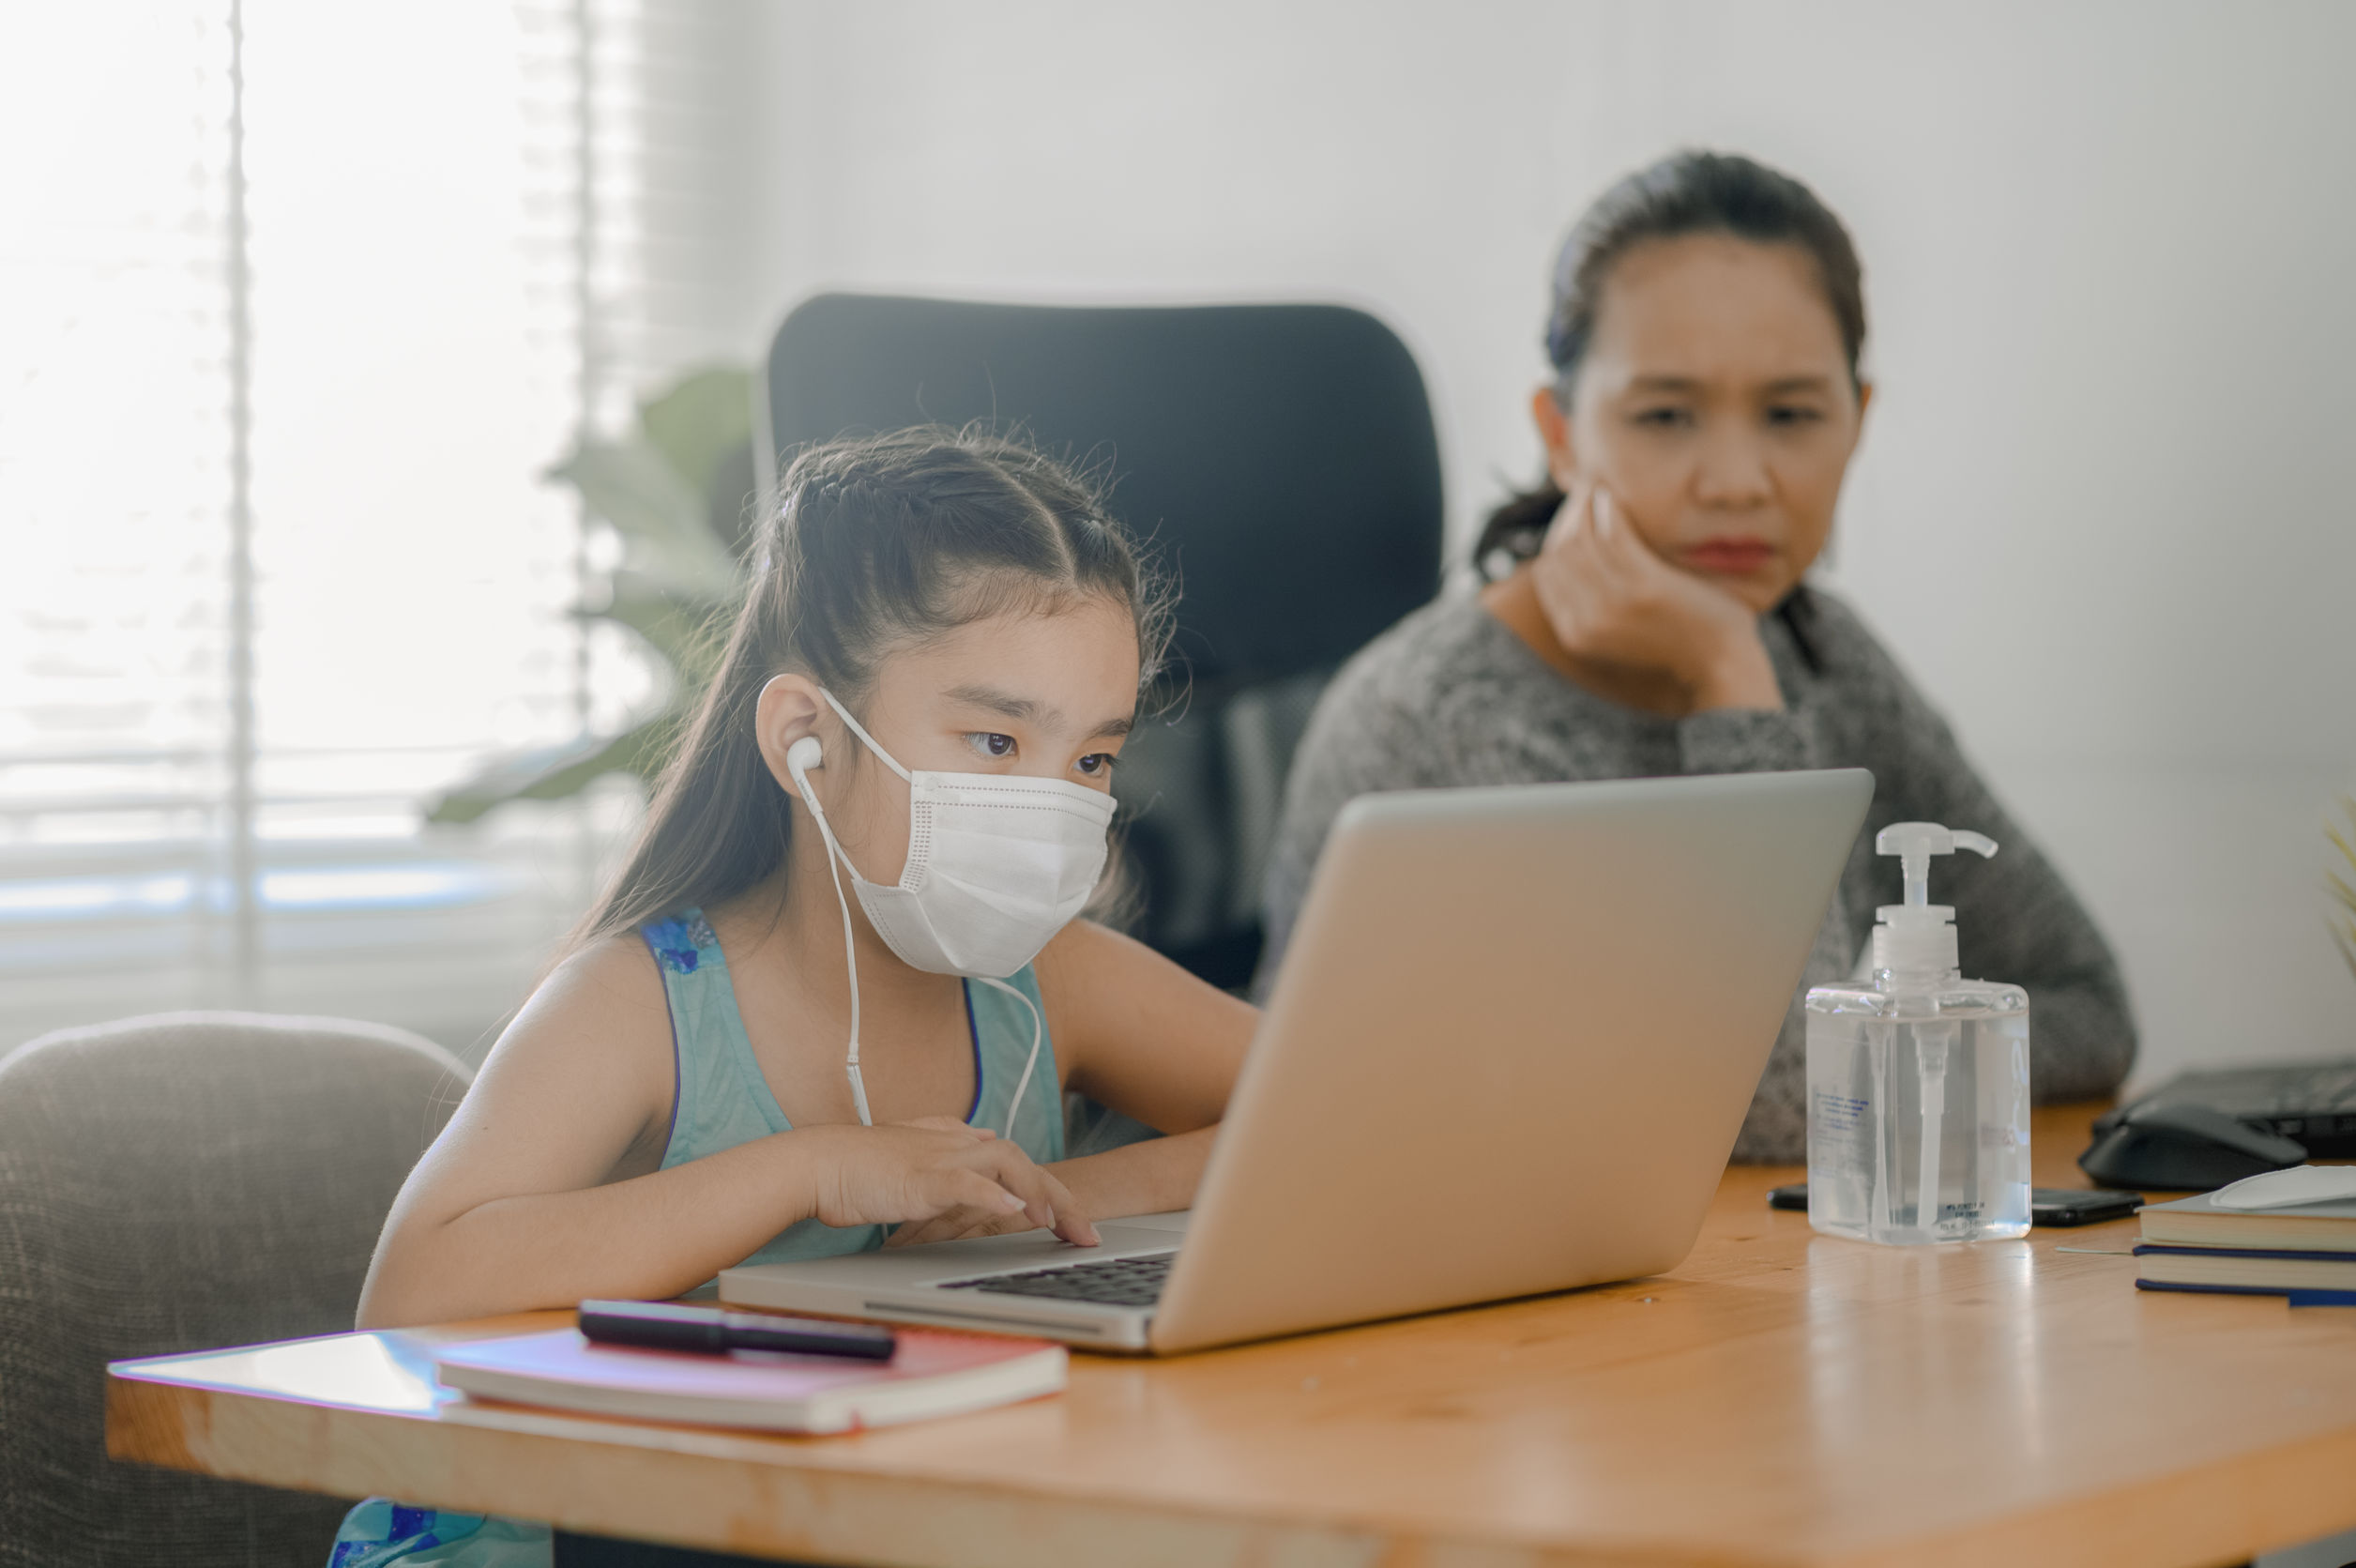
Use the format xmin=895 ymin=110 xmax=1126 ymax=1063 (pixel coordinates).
xmin=572 ymin=426 xmax=1172 ymax=948
xmin=1474 ymin=149 xmax=1868 ymax=578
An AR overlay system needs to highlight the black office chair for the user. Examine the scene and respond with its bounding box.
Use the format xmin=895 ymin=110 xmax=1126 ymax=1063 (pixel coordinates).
xmin=766 ymin=295 xmax=1444 ymax=991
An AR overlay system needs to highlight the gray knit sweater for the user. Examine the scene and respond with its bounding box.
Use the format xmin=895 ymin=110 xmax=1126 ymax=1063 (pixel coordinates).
xmin=1258 ymin=586 xmax=2136 ymax=1163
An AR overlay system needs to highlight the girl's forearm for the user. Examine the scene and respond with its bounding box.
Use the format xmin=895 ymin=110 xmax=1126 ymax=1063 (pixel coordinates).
xmin=1050 ymin=1124 xmax=1218 ymax=1221
xmin=358 ymin=1133 xmax=823 ymax=1329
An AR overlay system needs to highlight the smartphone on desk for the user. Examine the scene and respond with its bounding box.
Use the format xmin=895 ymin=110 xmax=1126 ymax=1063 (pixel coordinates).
xmin=1767 ymin=1183 xmax=2141 ymax=1226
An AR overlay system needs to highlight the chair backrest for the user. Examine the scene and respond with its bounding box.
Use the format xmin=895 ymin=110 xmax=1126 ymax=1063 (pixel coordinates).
xmin=0 ymin=1012 xmax=470 ymax=1568
xmin=767 ymin=295 xmax=1444 ymax=987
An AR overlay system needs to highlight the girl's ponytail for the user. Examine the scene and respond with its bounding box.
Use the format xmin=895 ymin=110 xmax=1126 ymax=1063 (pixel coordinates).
xmin=569 ymin=427 xmax=1169 ymax=951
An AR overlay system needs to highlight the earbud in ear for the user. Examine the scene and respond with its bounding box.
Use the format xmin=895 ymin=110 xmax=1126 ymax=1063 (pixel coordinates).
xmin=785 ymin=736 xmax=823 ymax=789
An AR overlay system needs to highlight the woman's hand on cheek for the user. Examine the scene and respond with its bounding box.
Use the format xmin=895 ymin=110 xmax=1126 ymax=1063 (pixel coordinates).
xmin=801 ymin=1116 xmax=1100 ymax=1250
xmin=1528 ymin=486 xmax=1784 ymax=712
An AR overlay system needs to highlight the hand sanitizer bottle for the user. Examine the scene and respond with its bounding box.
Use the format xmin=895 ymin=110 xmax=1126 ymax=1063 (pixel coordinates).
xmin=1805 ymin=823 xmax=2031 ymax=1244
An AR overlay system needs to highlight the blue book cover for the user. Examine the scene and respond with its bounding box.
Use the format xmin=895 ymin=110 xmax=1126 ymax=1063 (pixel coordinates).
xmin=2134 ymin=1280 xmax=2356 ymax=1307
xmin=2134 ymin=1244 xmax=2356 ymax=1263
xmin=2134 ymin=1241 xmax=2356 ymax=1300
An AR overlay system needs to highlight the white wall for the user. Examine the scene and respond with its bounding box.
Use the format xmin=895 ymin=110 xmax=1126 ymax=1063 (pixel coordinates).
xmin=738 ymin=0 xmax=2356 ymax=1087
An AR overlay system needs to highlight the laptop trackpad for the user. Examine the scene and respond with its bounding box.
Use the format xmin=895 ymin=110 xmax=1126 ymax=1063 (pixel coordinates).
xmin=884 ymin=1212 xmax=1189 ymax=1285
xmin=1114 ymin=1210 xmax=1191 ymax=1235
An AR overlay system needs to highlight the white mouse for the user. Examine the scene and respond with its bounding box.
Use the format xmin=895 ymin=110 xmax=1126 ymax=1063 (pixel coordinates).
xmin=2211 ymin=1164 xmax=2356 ymax=1210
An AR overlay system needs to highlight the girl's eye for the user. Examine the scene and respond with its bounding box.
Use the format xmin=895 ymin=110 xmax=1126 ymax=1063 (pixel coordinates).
xmin=1631 ymin=405 xmax=1695 ymax=429
xmin=1075 ymin=753 xmax=1117 ymax=777
xmin=1767 ymin=404 xmax=1825 ymax=426
xmin=967 ymin=732 xmax=1017 ymax=760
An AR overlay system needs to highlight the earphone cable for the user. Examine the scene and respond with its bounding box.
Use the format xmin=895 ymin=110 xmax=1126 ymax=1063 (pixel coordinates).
xmin=973 ymin=975 xmax=1044 ymax=1146
xmin=795 ymin=771 xmax=873 ymax=1127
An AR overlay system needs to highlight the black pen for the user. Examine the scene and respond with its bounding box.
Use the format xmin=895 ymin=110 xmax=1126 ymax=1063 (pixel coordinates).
xmin=577 ymin=1300 xmax=897 ymax=1361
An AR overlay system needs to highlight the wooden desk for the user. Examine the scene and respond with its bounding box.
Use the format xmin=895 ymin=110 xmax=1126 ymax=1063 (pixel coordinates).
xmin=110 ymin=1104 xmax=2356 ymax=1568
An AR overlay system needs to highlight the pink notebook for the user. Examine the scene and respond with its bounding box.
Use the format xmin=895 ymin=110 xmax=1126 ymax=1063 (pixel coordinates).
xmin=433 ymin=1326 xmax=1066 ymax=1435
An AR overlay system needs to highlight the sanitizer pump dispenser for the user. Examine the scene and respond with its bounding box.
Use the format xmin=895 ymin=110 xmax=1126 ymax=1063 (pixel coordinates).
xmin=1804 ymin=823 xmax=2032 ymax=1244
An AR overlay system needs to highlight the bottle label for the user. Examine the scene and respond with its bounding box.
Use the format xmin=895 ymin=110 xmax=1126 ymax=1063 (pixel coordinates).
xmin=1809 ymin=1088 xmax=1868 ymax=1165
xmin=1812 ymin=1088 xmax=1868 ymax=1134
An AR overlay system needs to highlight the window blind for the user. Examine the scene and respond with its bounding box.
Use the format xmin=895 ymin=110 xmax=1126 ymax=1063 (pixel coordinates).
xmin=0 ymin=1 xmax=752 ymax=1059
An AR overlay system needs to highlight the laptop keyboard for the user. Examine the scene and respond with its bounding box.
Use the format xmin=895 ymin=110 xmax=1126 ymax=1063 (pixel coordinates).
xmin=938 ymin=1252 xmax=1175 ymax=1308
xmin=2140 ymin=1063 xmax=2356 ymax=1155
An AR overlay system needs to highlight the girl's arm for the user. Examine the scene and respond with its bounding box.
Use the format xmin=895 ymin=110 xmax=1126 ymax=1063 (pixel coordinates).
xmin=885 ymin=920 xmax=1255 ymax=1248
xmin=1040 ymin=918 xmax=1256 ymax=1216
xmin=357 ymin=936 xmax=1087 ymax=1329
xmin=1041 ymin=919 xmax=1253 ymax=1133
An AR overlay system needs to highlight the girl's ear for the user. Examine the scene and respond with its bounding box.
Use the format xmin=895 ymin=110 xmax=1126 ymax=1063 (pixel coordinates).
xmin=754 ymin=673 xmax=828 ymax=800
xmin=1529 ymin=385 xmax=1579 ymax=491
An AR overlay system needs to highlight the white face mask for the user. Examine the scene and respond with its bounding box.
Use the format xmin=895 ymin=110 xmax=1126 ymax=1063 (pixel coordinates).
xmin=786 ymin=685 xmax=1116 ymax=1134
xmin=808 ymin=689 xmax=1114 ymax=978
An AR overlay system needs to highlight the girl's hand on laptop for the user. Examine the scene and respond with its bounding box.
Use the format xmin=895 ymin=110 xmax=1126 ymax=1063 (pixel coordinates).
xmin=804 ymin=1117 xmax=1100 ymax=1248
xmin=881 ymin=1195 xmax=1090 ymax=1250
xmin=1528 ymin=483 xmax=1782 ymax=712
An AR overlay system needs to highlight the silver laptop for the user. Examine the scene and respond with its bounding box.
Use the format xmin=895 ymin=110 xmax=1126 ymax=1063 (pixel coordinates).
xmin=722 ymin=768 xmax=1872 ymax=1354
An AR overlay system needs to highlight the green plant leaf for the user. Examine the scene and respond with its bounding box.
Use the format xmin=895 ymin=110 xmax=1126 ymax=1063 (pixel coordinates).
xmin=425 ymin=719 xmax=678 ymax=825
xmin=433 ymin=361 xmax=752 ymax=825
xmin=2331 ymin=797 xmax=2356 ymax=985
xmin=548 ymin=437 xmax=737 ymax=596
xmin=2328 ymin=866 xmax=2356 ymax=918
xmin=638 ymin=367 xmax=752 ymax=496
xmin=580 ymin=569 xmax=728 ymax=685
xmin=2329 ymin=813 xmax=2356 ymax=895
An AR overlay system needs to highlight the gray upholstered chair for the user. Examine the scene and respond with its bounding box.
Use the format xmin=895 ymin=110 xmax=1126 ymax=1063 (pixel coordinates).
xmin=0 ymin=1012 xmax=470 ymax=1568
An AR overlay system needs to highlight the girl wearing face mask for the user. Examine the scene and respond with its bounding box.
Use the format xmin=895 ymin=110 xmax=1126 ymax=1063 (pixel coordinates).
xmin=334 ymin=430 xmax=1252 ymax=1562
xmin=1260 ymin=150 xmax=2135 ymax=1162
xmin=357 ymin=429 xmax=1251 ymax=1341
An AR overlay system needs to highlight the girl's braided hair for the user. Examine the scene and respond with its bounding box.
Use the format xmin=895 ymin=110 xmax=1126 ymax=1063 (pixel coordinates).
xmin=574 ymin=425 xmax=1171 ymax=947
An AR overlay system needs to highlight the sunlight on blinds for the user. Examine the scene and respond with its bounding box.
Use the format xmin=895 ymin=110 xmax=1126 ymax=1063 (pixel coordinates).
xmin=0 ymin=5 xmax=241 ymax=983
xmin=1 ymin=1 xmax=743 ymax=1058
xmin=243 ymin=2 xmax=593 ymax=813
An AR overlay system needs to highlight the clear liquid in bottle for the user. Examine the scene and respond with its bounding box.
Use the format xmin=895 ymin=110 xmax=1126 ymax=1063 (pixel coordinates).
xmin=1805 ymin=821 xmax=2031 ymax=1245
xmin=1805 ymin=980 xmax=2030 ymax=1244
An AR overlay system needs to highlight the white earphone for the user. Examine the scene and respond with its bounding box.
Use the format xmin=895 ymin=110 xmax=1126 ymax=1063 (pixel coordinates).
xmin=781 ymin=728 xmax=876 ymax=1126
xmin=773 ymin=703 xmax=1052 ymax=1145
xmin=784 ymin=734 xmax=823 ymax=788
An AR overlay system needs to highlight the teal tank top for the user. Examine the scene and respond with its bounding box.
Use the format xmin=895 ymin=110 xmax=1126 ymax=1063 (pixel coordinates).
xmin=323 ymin=906 xmax=1072 ymax=1568
xmin=637 ymin=906 xmax=1066 ymax=1270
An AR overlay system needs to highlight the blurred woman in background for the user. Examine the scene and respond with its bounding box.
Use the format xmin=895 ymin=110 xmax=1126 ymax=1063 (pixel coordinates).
xmin=1259 ymin=150 xmax=2135 ymax=1159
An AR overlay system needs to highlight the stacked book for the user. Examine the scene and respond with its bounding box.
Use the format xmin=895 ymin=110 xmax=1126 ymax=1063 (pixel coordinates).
xmin=434 ymin=1324 xmax=1066 ymax=1434
xmin=2136 ymin=1187 xmax=2356 ymax=1305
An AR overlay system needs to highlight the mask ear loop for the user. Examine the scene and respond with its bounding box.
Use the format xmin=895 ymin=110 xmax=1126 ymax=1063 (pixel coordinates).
xmin=802 ymin=777 xmax=1044 ymax=1143
xmin=787 ymin=738 xmax=874 ymax=1127
xmin=805 ymin=688 xmax=1048 ymax=1141
xmin=819 ymin=689 xmax=912 ymax=783
xmin=970 ymin=975 xmax=1043 ymax=1145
